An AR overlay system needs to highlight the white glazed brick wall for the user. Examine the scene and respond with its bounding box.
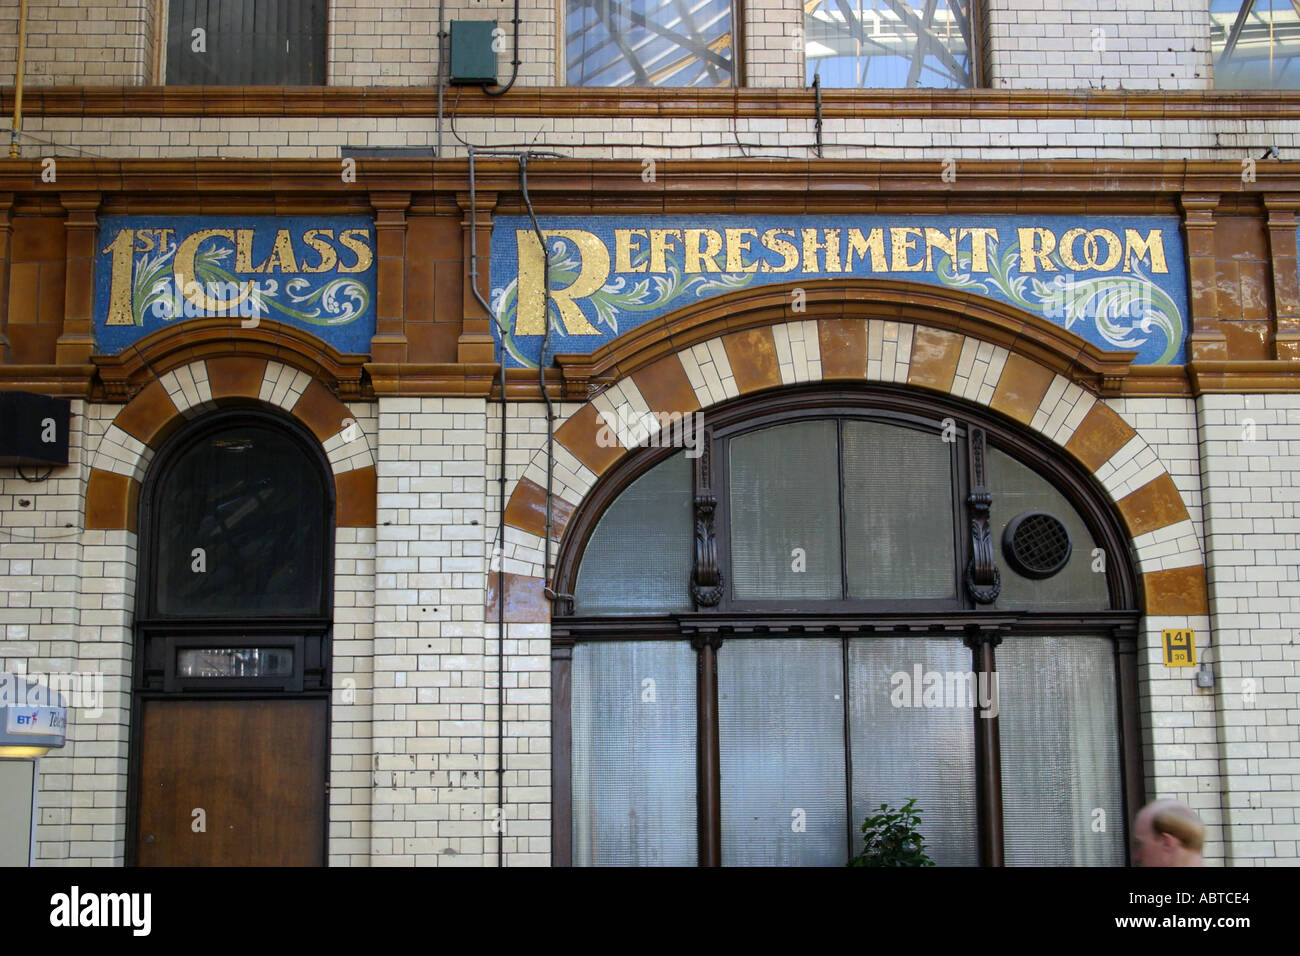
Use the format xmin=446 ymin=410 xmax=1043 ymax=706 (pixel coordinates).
xmin=745 ymin=0 xmax=804 ymax=87
xmin=987 ymin=0 xmax=1213 ymax=91
xmin=0 ymin=0 xmax=154 ymax=87
xmin=12 ymin=113 xmax=1300 ymax=161
xmin=1196 ymin=393 xmax=1300 ymax=865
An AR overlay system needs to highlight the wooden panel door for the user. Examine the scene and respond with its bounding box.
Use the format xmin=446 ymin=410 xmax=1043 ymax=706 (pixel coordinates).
xmin=135 ymin=698 xmax=326 ymax=866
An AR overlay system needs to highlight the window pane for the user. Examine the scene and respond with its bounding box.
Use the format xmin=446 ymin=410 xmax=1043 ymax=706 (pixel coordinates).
xmin=566 ymin=0 xmax=735 ymax=87
xmin=155 ymin=424 xmax=326 ymax=616
xmin=997 ymin=636 xmax=1126 ymax=866
xmin=1212 ymin=1 xmax=1300 ymax=90
xmin=806 ymin=0 xmax=972 ymax=89
xmin=988 ymin=447 xmax=1110 ymax=611
xmin=843 ymin=420 xmax=956 ymax=599
xmin=729 ymin=420 xmax=841 ymax=601
xmin=166 ymin=0 xmax=328 ymax=85
xmin=847 ymin=637 xmax=978 ymax=865
xmin=571 ymin=641 xmax=697 ymax=866
xmin=719 ymin=638 xmax=847 ymax=866
xmin=574 ymin=452 xmax=692 ymax=615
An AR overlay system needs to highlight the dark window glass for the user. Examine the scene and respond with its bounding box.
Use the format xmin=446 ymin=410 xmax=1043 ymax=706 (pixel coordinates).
xmin=154 ymin=424 xmax=327 ymax=616
xmin=566 ymin=0 xmax=735 ymax=86
xmin=987 ymin=447 xmax=1109 ymax=611
xmin=842 ymin=420 xmax=956 ymax=599
xmin=806 ymin=0 xmax=973 ymax=88
xmin=574 ymin=452 xmax=692 ymax=615
xmin=1212 ymin=1 xmax=1300 ymax=90
xmin=166 ymin=0 xmax=327 ymax=85
xmin=729 ymin=420 xmax=841 ymax=601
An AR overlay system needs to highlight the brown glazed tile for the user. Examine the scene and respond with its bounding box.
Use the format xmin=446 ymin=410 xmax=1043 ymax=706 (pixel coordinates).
xmin=113 ymin=379 xmax=179 ymax=448
xmin=6 ymin=324 xmax=61 ymax=365
xmin=631 ymin=354 xmax=701 ymax=417
xmin=292 ymin=379 xmax=349 ymax=445
xmin=1117 ymin=472 xmax=1190 ymax=538
xmin=1064 ymin=403 xmax=1138 ymax=473
xmin=818 ymin=317 xmax=867 ymax=379
xmin=906 ymin=326 xmax=964 ymax=391
xmin=555 ymin=403 xmax=624 ymax=476
xmin=1219 ymin=321 xmax=1272 ymax=360
xmin=504 ymin=476 xmax=577 ymax=541
xmin=989 ymin=353 xmax=1055 ymax=424
xmin=37 ymin=262 xmax=66 ymax=326
xmin=1144 ymin=564 xmax=1209 ymax=616
xmin=485 ymin=572 xmax=550 ymax=623
xmin=721 ymin=326 xmax=781 ymax=393
xmin=7 ymin=262 xmax=39 ymax=322
xmin=205 ymin=356 xmax=267 ymax=401
xmin=404 ymin=255 xmax=437 ymax=323
xmin=85 ymin=470 xmax=138 ymax=532
xmin=335 ymin=467 xmax=377 ymax=527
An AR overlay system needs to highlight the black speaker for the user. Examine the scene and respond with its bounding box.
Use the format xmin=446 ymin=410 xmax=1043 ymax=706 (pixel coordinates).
xmin=0 ymin=391 xmax=71 ymax=467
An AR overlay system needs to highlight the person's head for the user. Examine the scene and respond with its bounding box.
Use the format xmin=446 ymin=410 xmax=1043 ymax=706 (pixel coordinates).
xmin=1132 ymin=799 xmax=1204 ymax=867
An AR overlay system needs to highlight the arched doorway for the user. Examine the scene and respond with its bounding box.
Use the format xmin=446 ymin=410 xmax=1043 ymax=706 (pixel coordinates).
xmin=550 ymin=384 xmax=1143 ymax=866
xmin=127 ymin=406 xmax=334 ymax=866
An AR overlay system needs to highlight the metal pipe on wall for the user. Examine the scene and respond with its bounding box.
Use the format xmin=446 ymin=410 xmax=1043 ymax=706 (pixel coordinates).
xmin=10 ymin=0 xmax=29 ymax=159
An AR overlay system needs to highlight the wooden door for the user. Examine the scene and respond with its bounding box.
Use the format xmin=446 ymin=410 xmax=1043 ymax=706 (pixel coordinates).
xmin=135 ymin=698 xmax=326 ymax=866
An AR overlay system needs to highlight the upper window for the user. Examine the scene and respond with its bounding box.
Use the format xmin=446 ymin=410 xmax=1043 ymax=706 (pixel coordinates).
xmin=565 ymin=0 xmax=735 ymax=86
xmin=148 ymin=418 xmax=331 ymax=618
xmin=1212 ymin=0 xmax=1300 ymax=89
xmin=165 ymin=0 xmax=328 ymax=85
xmin=805 ymin=0 xmax=975 ymax=88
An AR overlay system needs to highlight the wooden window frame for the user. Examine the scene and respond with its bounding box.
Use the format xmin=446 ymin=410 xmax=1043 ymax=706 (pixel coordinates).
xmin=551 ymin=384 xmax=1143 ymax=866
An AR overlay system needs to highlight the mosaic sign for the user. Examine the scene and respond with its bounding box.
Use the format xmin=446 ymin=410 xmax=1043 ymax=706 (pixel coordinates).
xmin=94 ymin=216 xmax=377 ymax=354
xmin=490 ymin=215 xmax=1189 ymax=368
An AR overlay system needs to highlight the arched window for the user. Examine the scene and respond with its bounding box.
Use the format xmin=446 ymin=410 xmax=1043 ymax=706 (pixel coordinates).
xmin=552 ymin=386 xmax=1141 ymax=867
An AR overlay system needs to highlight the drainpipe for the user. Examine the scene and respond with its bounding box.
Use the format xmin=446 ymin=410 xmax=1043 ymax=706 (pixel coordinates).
xmin=10 ymin=0 xmax=29 ymax=158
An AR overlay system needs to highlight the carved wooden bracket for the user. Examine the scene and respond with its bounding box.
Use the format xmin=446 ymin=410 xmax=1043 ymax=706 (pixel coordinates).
xmin=965 ymin=425 xmax=1001 ymax=605
xmin=691 ymin=430 xmax=724 ymax=608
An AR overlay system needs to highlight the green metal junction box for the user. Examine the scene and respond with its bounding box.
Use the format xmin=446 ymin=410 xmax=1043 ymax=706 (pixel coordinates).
xmin=449 ymin=21 xmax=498 ymax=85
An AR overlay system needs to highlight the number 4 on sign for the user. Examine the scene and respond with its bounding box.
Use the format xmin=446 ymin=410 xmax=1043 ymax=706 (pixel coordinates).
xmin=1162 ymin=629 xmax=1195 ymax=667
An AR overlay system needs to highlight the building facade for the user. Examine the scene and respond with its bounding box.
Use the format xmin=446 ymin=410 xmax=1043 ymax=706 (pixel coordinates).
xmin=0 ymin=0 xmax=1297 ymax=866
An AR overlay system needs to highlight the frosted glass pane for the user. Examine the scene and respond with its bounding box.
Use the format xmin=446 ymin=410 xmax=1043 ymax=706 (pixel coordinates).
xmin=847 ymin=637 xmax=978 ymax=865
xmin=719 ymin=638 xmax=847 ymax=865
xmin=843 ymin=421 xmax=956 ymax=599
xmin=574 ymin=452 xmax=692 ymax=615
xmin=730 ymin=421 xmax=841 ymax=601
xmin=998 ymin=636 xmax=1125 ymax=866
xmin=571 ymin=641 xmax=697 ymax=866
xmin=988 ymin=448 xmax=1110 ymax=611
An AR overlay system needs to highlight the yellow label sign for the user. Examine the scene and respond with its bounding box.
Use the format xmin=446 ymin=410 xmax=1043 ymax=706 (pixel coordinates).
xmin=1162 ymin=629 xmax=1196 ymax=667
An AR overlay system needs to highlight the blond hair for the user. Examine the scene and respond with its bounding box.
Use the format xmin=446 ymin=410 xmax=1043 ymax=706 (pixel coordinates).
xmin=1147 ymin=800 xmax=1204 ymax=853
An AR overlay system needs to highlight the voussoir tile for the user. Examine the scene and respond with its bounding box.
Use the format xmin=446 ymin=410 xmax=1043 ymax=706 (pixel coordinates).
xmin=1065 ymin=402 xmax=1139 ymax=473
xmin=1116 ymin=472 xmax=1191 ymax=539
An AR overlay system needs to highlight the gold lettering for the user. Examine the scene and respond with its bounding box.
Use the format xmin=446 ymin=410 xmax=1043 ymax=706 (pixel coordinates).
xmin=801 ymin=228 xmax=842 ymax=273
xmin=1060 ymin=227 xmax=1121 ymax=272
xmin=923 ymin=227 xmax=959 ymax=272
xmin=515 ymin=229 xmax=605 ymax=336
xmin=235 ymin=229 xmax=263 ymax=273
xmin=1123 ymin=228 xmax=1168 ymax=274
xmin=759 ymin=229 xmax=799 ymax=273
xmin=724 ymin=228 xmax=759 ymax=273
xmin=615 ymin=229 xmax=649 ymax=273
xmin=301 ymin=229 xmax=338 ymax=274
xmin=960 ymin=228 xmax=999 ymax=273
xmin=102 ymin=228 xmax=136 ymax=326
xmin=1017 ymin=227 xmax=1058 ymax=273
xmin=337 ymin=228 xmax=374 ymax=274
xmin=173 ymin=228 xmax=253 ymax=313
xmin=684 ymin=229 xmax=724 ymax=273
xmin=845 ymin=228 xmax=888 ymax=272
xmin=648 ymin=229 xmax=682 ymax=274
xmin=890 ymin=228 xmax=923 ymax=272
xmin=257 ymin=229 xmax=299 ymax=274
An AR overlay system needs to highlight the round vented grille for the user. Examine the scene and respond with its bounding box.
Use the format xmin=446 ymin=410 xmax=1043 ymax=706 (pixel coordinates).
xmin=1003 ymin=512 xmax=1072 ymax=579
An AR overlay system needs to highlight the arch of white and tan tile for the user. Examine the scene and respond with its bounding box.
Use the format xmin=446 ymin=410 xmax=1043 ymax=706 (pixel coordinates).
xmin=499 ymin=280 xmax=1208 ymax=625
xmin=85 ymin=355 xmax=377 ymax=532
